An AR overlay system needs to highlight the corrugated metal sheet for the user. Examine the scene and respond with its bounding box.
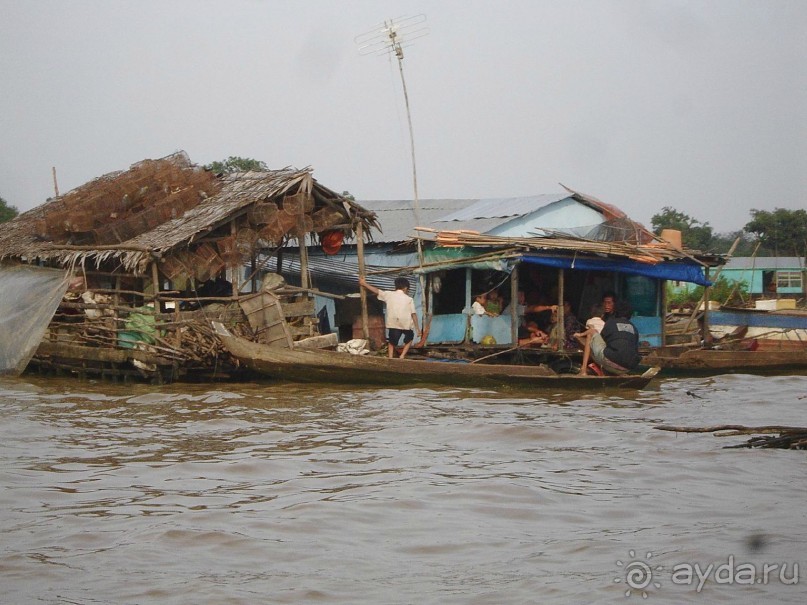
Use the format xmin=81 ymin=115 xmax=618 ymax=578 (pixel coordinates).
xmin=436 ymin=194 xmax=570 ymax=222
xmin=358 ymin=195 xmax=573 ymax=243
xmin=359 ymin=198 xmax=476 ymax=242
xmin=253 ymin=252 xmax=413 ymax=292
xmin=724 ymin=257 xmax=804 ymax=270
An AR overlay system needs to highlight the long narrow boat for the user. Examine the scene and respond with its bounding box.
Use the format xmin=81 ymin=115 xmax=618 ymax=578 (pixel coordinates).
xmin=213 ymin=323 xmax=660 ymax=389
xmin=644 ymin=345 xmax=807 ymax=375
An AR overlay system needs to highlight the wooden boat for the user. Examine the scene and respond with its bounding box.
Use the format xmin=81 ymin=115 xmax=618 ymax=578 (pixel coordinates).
xmin=213 ymin=323 xmax=660 ymax=389
xmin=643 ymin=344 xmax=807 ymax=374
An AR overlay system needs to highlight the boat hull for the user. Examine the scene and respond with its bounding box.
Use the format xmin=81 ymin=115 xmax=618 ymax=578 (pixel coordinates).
xmin=216 ymin=328 xmax=658 ymax=389
xmin=644 ymin=346 xmax=807 ymax=375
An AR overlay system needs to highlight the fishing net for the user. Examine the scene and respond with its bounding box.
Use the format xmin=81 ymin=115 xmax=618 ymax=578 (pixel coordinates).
xmin=0 ymin=265 xmax=70 ymax=375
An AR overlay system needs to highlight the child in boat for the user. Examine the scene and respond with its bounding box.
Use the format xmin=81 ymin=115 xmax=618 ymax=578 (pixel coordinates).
xmin=359 ymin=277 xmax=420 ymax=359
xmin=472 ymin=293 xmax=497 ymax=317
xmin=484 ymin=289 xmax=502 ymax=316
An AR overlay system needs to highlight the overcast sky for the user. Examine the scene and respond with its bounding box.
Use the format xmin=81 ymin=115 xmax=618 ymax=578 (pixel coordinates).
xmin=1 ymin=0 xmax=804 ymax=232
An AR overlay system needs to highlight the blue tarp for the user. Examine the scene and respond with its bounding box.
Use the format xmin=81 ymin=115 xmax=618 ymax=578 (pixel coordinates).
xmin=520 ymin=255 xmax=712 ymax=286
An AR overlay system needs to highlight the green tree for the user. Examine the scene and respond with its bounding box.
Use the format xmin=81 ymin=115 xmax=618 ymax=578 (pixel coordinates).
xmin=650 ymin=207 xmax=714 ymax=251
xmin=710 ymin=230 xmax=757 ymax=256
xmin=744 ymin=208 xmax=807 ymax=259
xmin=666 ymin=276 xmax=749 ymax=310
xmin=745 ymin=208 xmax=807 ymax=298
xmin=0 ymin=194 xmax=19 ymax=223
xmin=206 ymin=156 xmax=268 ymax=174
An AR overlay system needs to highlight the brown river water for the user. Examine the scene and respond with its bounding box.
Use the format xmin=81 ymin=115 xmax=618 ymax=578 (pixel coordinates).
xmin=1 ymin=373 xmax=805 ymax=604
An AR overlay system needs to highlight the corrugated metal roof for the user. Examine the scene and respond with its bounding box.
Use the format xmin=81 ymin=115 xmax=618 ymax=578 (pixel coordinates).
xmin=436 ymin=194 xmax=570 ymax=222
xmin=359 ymin=198 xmax=478 ymax=242
xmin=358 ymin=195 xmax=572 ymax=243
xmin=724 ymin=257 xmax=805 ymax=270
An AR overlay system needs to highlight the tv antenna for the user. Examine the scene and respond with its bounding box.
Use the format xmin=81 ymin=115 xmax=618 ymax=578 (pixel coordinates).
xmin=355 ymin=15 xmax=428 ymax=225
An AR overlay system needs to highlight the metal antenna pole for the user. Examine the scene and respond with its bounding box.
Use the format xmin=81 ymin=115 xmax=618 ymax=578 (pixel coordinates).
xmin=356 ymin=15 xmax=429 ymax=226
xmin=387 ymin=21 xmax=421 ymax=226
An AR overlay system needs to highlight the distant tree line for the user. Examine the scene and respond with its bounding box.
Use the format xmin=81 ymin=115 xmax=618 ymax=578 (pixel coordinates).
xmin=651 ymin=206 xmax=807 ymax=260
xmin=1 ymin=194 xmax=19 ymax=223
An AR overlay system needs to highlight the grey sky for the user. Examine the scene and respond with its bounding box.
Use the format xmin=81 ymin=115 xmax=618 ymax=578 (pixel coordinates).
xmin=1 ymin=0 xmax=804 ymax=232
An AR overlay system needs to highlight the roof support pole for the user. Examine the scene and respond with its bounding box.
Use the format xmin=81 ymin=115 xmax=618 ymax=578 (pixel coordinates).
xmin=298 ymin=231 xmax=311 ymax=291
xmin=557 ymin=268 xmax=565 ymax=351
xmin=510 ymin=264 xmax=519 ymax=345
xmin=465 ymin=268 xmax=472 ymax=344
xmin=231 ymin=221 xmax=241 ymax=295
xmin=356 ymin=222 xmax=370 ymax=340
xmin=151 ymin=260 xmax=160 ymax=307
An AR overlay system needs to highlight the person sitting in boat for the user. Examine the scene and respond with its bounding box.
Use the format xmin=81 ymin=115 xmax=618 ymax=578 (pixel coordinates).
xmin=518 ymin=320 xmax=549 ymax=347
xmin=484 ymin=289 xmax=502 ymax=316
xmin=598 ymin=291 xmax=617 ymax=322
xmin=550 ymin=300 xmax=583 ymax=350
xmin=472 ymin=293 xmax=497 ymax=317
xmin=359 ymin=277 xmax=421 ymax=359
xmin=573 ymin=300 xmax=641 ymax=375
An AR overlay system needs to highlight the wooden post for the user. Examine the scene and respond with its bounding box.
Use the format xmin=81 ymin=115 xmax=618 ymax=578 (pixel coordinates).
xmin=52 ymin=166 xmax=60 ymax=197
xmin=231 ymin=221 xmax=241 ymax=295
xmin=510 ymin=264 xmax=519 ymax=345
xmin=299 ymin=227 xmax=311 ymax=290
xmin=660 ymin=279 xmax=668 ymax=346
xmin=465 ymin=267 xmax=472 ymax=344
xmin=556 ymin=269 xmax=565 ymax=350
xmin=702 ymin=267 xmax=711 ymax=342
xmin=151 ymin=261 xmax=160 ymax=308
xmin=356 ymin=222 xmax=370 ymax=340
xmin=250 ymin=254 xmax=257 ymax=293
xmin=416 ymin=238 xmax=427 ymax=337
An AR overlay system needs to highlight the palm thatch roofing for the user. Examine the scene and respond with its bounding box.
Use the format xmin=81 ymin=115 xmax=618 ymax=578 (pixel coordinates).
xmin=0 ymin=152 xmax=378 ymax=274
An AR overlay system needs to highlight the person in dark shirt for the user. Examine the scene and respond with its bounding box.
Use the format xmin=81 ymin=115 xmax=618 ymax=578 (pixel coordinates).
xmin=574 ymin=300 xmax=641 ymax=375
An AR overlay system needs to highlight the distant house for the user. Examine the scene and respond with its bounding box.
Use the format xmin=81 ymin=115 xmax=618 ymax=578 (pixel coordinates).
xmin=270 ymin=187 xmax=720 ymax=348
xmin=720 ymin=257 xmax=805 ymax=298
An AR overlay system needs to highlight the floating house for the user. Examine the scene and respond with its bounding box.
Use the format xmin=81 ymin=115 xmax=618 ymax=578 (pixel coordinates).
xmin=265 ymin=187 xmax=721 ymax=350
xmin=719 ymin=256 xmax=805 ymax=299
xmin=0 ymin=152 xmax=378 ymax=381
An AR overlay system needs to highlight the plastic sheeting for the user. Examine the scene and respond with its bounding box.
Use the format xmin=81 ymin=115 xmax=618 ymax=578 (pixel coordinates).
xmin=0 ymin=264 xmax=70 ymax=375
xmin=520 ymin=254 xmax=712 ymax=286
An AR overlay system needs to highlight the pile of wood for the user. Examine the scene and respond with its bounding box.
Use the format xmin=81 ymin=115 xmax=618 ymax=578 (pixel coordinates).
xmin=655 ymin=424 xmax=807 ymax=450
xmin=417 ymin=228 xmax=696 ymax=264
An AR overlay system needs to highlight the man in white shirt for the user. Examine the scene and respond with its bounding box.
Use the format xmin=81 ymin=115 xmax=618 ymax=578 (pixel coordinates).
xmin=359 ymin=277 xmax=421 ymax=359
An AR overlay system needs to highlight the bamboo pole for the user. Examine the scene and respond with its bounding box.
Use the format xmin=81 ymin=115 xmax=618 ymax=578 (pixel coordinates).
xmin=356 ymin=222 xmax=370 ymax=340
xmin=52 ymin=166 xmax=60 ymax=197
xmin=151 ymin=261 xmax=160 ymax=305
xmin=231 ymin=221 xmax=241 ymax=294
xmin=685 ymin=237 xmax=740 ymax=333
xmin=510 ymin=265 xmax=519 ymax=345
xmin=556 ymin=268 xmax=565 ymax=350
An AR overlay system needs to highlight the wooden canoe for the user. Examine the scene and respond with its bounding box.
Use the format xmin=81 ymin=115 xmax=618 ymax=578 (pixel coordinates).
xmin=213 ymin=323 xmax=660 ymax=389
xmin=644 ymin=346 xmax=807 ymax=374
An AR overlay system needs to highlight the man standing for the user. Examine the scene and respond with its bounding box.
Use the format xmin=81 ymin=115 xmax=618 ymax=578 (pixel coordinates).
xmin=359 ymin=277 xmax=420 ymax=359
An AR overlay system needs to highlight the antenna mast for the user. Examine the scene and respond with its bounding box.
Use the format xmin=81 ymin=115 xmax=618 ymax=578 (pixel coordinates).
xmin=356 ymin=15 xmax=428 ymax=225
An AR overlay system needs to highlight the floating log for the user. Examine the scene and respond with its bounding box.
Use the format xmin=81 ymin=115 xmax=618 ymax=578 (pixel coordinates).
xmin=655 ymin=424 xmax=807 ymax=449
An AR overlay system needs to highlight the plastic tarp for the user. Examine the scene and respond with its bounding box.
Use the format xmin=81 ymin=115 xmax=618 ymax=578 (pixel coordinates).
xmin=520 ymin=255 xmax=712 ymax=286
xmin=0 ymin=265 xmax=70 ymax=375
xmin=419 ymin=248 xmax=512 ymax=273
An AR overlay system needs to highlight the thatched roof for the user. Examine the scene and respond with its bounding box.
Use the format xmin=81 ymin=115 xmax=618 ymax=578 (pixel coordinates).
xmin=0 ymin=152 xmax=378 ymax=274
